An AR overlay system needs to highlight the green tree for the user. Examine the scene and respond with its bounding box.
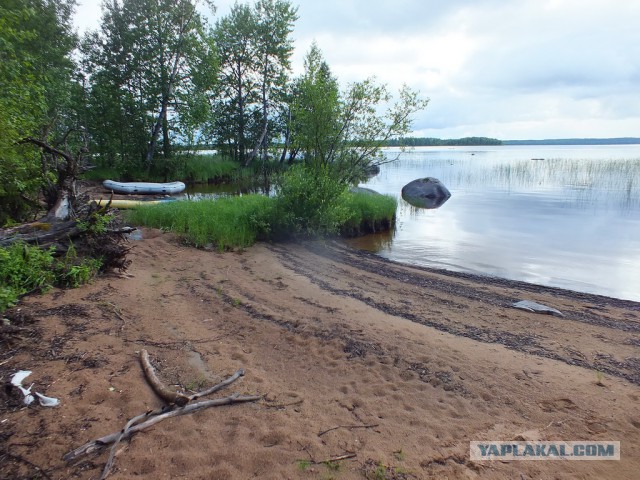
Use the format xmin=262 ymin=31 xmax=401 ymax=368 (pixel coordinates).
xmin=82 ymin=0 xmax=217 ymax=176
xmin=246 ymin=0 xmax=298 ymax=166
xmin=0 ymin=0 xmax=79 ymax=224
xmin=212 ymin=2 xmax=257 ymax=164
xmin=212 ymin=0 xmax=297 ymax=166
xmin=289 ymin=44 xmax=429 ymax=183
xmin=288 ymin=42 xmax=341 ymax=166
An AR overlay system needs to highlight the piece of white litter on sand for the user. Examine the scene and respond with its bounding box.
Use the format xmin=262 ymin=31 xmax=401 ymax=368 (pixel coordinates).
xmin=11 ymin=370 xmax=32 ymax=386
xmin=10 ymin=370 xmax=60 ymax=407
xmin=35 ymin=392 xmax=60 ymax=407
xmin=17 ymin=383 xmax=35 ymax=405
xmin=512 ymin=300 xmax=564 ymax=317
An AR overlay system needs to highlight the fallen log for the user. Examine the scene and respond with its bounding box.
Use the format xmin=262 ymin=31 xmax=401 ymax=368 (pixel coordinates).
xmin=139 ymin=349 xmax=190 ymax=407
xmin=0 ymin=220 xmax=81 ymax=248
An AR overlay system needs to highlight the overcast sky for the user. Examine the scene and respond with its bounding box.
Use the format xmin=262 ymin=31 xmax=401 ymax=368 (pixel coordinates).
xmin=74 ymin=0 xmax=640 ymax=140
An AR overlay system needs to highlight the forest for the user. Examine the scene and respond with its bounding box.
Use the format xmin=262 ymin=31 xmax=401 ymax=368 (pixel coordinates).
xmin=0 ymin=0 xmax=428 ymax=225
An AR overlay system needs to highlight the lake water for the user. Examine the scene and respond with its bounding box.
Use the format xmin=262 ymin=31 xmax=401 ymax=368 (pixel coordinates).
xmin=346 ymin=145 xmax=640 ymax=302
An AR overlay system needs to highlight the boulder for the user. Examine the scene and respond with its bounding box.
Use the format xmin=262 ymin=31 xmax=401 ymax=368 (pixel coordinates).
xmin=401 ymin=177 xmax=451 ymax=209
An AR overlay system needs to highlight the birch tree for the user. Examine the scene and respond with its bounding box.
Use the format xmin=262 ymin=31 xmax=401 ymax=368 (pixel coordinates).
xmin=83 ymin=0 xmax=217 ymax=173
xmin=212 ymin=0 xmax=297 ymax=165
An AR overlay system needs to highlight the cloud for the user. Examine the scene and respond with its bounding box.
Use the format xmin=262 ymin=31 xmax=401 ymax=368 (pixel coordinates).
xmin=74 ymin=0 xmax=640 ymax=139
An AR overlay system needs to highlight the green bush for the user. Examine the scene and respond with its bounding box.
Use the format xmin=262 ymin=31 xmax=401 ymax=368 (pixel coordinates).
xmin=272 ymin=164 xmax=350 ymax=237
xmin=0 ymin=243 xmax=56 ymax=312
xmin=55 ymin=243 xmax=103 ymax=288
xmin=0 ymin=241 xmax=104 ymax=313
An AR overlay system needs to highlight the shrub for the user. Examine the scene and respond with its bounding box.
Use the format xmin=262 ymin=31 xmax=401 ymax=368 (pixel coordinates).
xmin=272 ymin=164 xmax=350 ymax=237
xmin=0 ymin=243 xmax=56 ymax=312
xmin=0 ymin=241 xmax=104 ymax=313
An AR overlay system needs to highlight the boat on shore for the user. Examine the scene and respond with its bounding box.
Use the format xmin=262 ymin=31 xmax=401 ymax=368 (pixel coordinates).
xmin=103 ymin=180 xmax=186 ymax=195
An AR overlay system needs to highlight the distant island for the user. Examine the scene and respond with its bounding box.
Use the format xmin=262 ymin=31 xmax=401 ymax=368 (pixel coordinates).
xmin=503 ymin=138 xmax=640 ymax=145
xmin=389 ymin=137 xmax=503 ymax=146
xmin=387 ymin=137 xmax=640 ymax=147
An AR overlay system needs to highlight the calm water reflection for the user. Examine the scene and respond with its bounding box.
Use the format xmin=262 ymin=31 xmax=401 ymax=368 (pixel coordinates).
xmin=347 ymin=145 xmax=640 ymax=301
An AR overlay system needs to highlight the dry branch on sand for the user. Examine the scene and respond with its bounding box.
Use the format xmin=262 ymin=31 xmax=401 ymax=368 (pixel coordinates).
xmin=64 ymin=351 xmax=262 ymax=480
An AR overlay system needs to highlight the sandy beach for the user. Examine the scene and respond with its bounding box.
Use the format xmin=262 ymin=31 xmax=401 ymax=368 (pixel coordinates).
xmin=2 ymin=229 xmax=639 ymax=479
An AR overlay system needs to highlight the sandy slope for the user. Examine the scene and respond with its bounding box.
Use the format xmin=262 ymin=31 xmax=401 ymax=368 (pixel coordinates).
xmin=2 ymin=229 xmax=639 ymax=479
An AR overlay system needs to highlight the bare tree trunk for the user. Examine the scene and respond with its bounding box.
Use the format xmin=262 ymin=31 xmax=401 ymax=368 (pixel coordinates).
xmin=280 ymin=108 xmax=291 ymax=163
xmin=245 ymin=68 xmax=269 ymax=167
xmin=19 ymin=137 xmax=83 ymax=221
xmin=146 ymin=90 xmax=172 ymax=168
xmin=246 ymin=125 xmax=267 ymax=167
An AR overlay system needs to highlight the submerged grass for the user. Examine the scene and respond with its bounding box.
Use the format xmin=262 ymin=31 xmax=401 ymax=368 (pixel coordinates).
xmin=341 ymin=192 xmax=397 ymax=237
xmin=181 ymin=154 xmax=239 ymax=183
xmin=127 ymin=191 xmax=397 ymax=250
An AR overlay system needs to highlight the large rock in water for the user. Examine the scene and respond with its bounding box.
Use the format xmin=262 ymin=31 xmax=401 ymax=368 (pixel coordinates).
xmin=401 ymin=177 xmax=451 ymax=209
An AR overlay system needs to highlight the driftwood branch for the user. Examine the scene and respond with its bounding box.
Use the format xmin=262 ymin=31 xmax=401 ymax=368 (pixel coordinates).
xmin=320 ymin=453 xmax=357 ymax=463
xmin=261 ymin=399 xmax=304 ymax=409
xmin=64 ymin=394 xmax=262 ymax=464
xmin=140 ymin=349 xmax=190 ymax=406
xmin=0 ymin=220 xmax=81 ymax=248
xmin=188 ymin=368 xmax=244 ymax=401
xmin=65 ymin=363 xmax=261 ymax=480
xmin=19 ymin=137 xmax=74 ymax=164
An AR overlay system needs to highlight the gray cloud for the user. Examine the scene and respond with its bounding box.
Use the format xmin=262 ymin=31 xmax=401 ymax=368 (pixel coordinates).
xmin=76 ymin=0 xmax=640 ymax=139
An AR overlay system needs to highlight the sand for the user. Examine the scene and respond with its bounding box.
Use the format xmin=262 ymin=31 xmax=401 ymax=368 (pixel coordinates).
xmin=1 ymin=229 xmax=639 ymax=479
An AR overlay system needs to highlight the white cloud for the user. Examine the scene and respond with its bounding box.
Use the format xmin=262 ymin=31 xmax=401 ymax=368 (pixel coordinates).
xmin=73 ymin=0 xmax=640 ymax=140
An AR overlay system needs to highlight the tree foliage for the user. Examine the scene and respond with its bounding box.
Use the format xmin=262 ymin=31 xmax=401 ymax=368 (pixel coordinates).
xmin=289 ymin=45 xmax=429 ymax=183
xmin=0 ymin=0 xmax=78 ymax=224
xmin=1 ymin=0 xmax=431 ymax=225
xmin=82 ymin=0 xmax=217 ymax=175
xmin=212 ymin=0 xmax=297 ymax=165
xmin=288 ymin=42 xmax=341 ymax=166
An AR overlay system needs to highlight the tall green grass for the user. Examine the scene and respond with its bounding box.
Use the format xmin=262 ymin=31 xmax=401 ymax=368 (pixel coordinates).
xmin=126 ymin=195 xmax=275 ymax=249
xmin=127 ymin=190 xmax=397 ymax=250
xmin=181 ymin=154 xmax=239 ymax=183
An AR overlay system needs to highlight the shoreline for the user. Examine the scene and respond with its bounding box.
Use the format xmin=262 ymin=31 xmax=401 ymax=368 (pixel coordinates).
xmin=342 ymin=241 xmax=640 ymax=310
xmin=1 ymin=229 xmax=639 ymax=479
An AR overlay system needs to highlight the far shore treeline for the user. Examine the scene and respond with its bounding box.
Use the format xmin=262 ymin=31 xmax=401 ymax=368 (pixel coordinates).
xmin=387 ymin=137 xmax=640 ymax=147
xmin=388 ymin=137 xmax=502 ymax=146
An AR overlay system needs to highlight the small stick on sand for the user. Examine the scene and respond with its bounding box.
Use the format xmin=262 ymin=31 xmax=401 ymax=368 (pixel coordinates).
xmin=318 ymin=423 xmax=379 ymax=437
